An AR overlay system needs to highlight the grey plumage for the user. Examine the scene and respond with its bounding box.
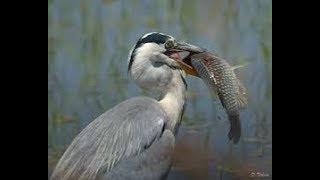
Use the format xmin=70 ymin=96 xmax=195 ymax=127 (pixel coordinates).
xmin=189 ymin=52 xmax=248 ymax=144
xmin=50 ymin=32 xmax=202 ymax=180
xmin=51 ymin=97 xmax=172 ymax=180
xmin=99 ymin=130 xmax=174 ymax=180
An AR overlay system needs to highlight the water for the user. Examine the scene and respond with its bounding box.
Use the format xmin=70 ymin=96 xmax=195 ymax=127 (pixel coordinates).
xmin=48 ymin=0 xmax=272 ymax=179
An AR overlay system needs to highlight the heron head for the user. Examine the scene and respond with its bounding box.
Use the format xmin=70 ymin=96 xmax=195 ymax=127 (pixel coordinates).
xmin=128 ymin=32 xmax=204 ymax=92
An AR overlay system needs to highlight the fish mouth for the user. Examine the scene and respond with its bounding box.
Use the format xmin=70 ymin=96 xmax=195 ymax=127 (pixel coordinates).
xmin=165 ymin=41 xmax=206 ymax=77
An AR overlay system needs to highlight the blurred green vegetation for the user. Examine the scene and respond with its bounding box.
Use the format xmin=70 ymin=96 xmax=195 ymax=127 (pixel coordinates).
xmin=48 ymin=0 xmax=271 ymax=179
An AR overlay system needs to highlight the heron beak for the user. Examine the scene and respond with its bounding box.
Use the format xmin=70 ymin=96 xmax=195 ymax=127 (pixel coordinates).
xmin=166 ymin=42 xmax=206 ymax=77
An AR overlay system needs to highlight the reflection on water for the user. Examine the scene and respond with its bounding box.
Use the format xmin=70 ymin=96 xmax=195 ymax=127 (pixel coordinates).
xmin=48 ymin=0 xmax=272 ymax=179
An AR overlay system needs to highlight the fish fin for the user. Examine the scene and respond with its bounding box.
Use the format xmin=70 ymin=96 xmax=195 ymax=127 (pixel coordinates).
xmin=231 ymin=62 xmax=249 ymax=70
xmin=236 ymin=95 xmax=248 ymax=109
xmin=236 ymin=81 xmax=248 ymax=109
xmin=233 ymin=63 xmax=247 ymax=88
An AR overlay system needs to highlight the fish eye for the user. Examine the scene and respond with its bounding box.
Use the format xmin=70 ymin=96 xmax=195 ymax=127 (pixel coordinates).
xmin=165 ymin=39 xmax=175 ymax=49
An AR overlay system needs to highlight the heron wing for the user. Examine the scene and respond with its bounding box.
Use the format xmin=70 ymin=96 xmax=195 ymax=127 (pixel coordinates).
xmin=99 ymin=129 xmax=175 ymax=180
xmin=51 ymin=97 xmax=169 ymax=180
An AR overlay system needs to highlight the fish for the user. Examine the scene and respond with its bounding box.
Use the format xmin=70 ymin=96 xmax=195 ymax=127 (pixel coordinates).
xmin=185 ymin=52 xmax=248 ymax=144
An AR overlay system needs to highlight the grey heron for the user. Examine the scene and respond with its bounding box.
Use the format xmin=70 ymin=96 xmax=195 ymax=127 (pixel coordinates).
xmin=50 ymin=32 xmax=207 ymax=180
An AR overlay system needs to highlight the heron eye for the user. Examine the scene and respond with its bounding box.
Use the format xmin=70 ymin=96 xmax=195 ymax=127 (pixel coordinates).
xmin=165 ymin=39 xmax=175 ymax=49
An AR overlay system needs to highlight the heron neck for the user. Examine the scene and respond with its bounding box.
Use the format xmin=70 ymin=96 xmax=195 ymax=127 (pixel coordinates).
xmin=158 ymin=71 xmax=187 ymax=134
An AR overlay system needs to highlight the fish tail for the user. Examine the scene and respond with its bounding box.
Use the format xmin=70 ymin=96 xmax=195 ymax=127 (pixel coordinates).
xmin=228 ymin=114 xmax=241 ymax=144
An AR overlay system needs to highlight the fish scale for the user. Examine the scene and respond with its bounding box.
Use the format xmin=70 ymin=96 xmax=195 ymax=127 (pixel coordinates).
xmin=189 ymin=52 xmax=247 ymax=144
